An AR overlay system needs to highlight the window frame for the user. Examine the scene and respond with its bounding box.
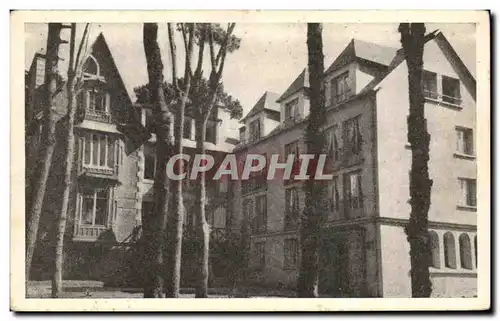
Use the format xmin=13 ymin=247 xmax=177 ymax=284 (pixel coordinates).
xmin=82 ymin=132 xmax=116 ymax=169
xmin=441 ymin=75 xmax=462 ymax=105
xmin=330 ymin=71 xmax=351 ymax=105
xmin=79 ymin=187 xmax=110 ymax=227
xmin=455 ymin=127 xmax=474 ymax=156
xmin=459 ymin=178 xmax=477 ymax=208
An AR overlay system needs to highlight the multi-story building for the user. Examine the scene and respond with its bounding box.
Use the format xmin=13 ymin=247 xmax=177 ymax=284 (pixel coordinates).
xmin=25 ymin=33 xmax=239 ymax=283
xmin=230 ymin=34 xmax=477 ymax=298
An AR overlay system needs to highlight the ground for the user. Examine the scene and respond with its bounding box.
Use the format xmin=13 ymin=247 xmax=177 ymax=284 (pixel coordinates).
xmin=26 ymin=280 xmax=295 ymax=298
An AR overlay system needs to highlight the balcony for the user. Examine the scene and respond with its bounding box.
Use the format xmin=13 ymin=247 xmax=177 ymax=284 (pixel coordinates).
xmin=73 ymin=225 xmax=109 ymax=242
xmin=85 ymin=109 xmax=112 ymax=123
xmin=78 ymin=163 xmax=120 ymax=184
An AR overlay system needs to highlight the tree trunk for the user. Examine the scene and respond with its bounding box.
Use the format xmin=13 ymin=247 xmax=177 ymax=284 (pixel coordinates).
xmin=399 ymin=23 xmax=433 ymax=298
xmin=297 ymin=23 xmax=326 ymax=298
xmin=164 ymin=89 xmax=187 ymax=299
xmin=194 ymin=118 xmax=210 ymax=298
xmin=143 ymin=23 xmax=172 ymax=298
xmin=26 ymin=23 xmax=64 ymax=281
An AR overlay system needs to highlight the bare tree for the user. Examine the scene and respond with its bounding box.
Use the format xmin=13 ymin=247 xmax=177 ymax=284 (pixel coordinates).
xmin=51 ymin=23 xmax=90 ymax=298
xmin=26 ymin=23 xmax=70 ymax=280
xmin=399 ymin=22 xmax=433 ymax=298
xmin=297 ymin=23 xmax=326 ymax=298
xmin=142 ymin=22 xmax=173 ymax=298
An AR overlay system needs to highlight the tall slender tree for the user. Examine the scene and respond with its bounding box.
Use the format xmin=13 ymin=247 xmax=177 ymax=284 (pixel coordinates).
xmin=399 ymin=22 xmax=433 ymax=298
xmin=189 ymin=23 xmax=238 ymax=298
xmin=163 ymin=22 xmax=194 ymax=298
xmin=142 ymin=23 xmax=173 ymax=298
xmin=51 ymin=23 xmax=90 ymax=298
xmin=297 ymin=23 xmax=327 ymax=298
xmin=26 ymin=23 xmax=70 ymax=280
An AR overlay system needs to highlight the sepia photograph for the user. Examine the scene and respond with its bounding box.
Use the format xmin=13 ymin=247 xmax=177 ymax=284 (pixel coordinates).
xmin=11 ymin=10 xmax=490 ymax=311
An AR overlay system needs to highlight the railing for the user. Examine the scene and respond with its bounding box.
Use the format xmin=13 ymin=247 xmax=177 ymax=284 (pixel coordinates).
xmin=424 ymin=91 xmax=462 ymax=106
xmin=73 ymin=224 xmax=108 ymax=241
xmin=85 ymin=109 xmax=112 ymax=123
xmin=81 ymin=164 xmax=116 ymax=176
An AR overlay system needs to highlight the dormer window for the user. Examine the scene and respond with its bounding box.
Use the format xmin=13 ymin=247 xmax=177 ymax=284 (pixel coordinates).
xmin=249 ymin=119 xmax=261 ymax=143
xmin=284 ymin=98 xmax=299 ymax=121
xmin=330 ymin=71 xmax=352 ymax=105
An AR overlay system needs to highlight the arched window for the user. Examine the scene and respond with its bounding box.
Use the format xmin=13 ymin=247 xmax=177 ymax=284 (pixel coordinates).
xmin=443 ymin=232 xmax=456 ymax=269
xmin=474 ymin=235 xmax=477 ymax=268
xmin=429 ymin=231 xmax=440 ymax=268
xmin=459 ymin=233 xmax=472 ymax=270
xmin=83 ymin=55 xmax=99 ymax=77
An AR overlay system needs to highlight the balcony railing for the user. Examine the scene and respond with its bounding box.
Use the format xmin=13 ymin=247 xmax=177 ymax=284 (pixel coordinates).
xmin=73 ymin=224 xmax=108 ymax=241
xmin=85 ymin=109 xmax=112 ymax=123
xmin=424 ymin=91 xmax=462 ymax=106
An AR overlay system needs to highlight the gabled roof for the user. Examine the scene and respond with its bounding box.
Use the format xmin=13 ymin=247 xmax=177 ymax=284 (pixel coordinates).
xmin=241 ymin=91 xmax=281 ymax=123
xmin=325 ymin=39 xmax=398 ymax=75
xmin=276 ymin=68 xmax=309 ymax=103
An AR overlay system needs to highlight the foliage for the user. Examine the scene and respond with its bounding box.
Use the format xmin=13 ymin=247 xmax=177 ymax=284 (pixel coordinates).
xmin=133 ymin=78 xmax=243 ymax=120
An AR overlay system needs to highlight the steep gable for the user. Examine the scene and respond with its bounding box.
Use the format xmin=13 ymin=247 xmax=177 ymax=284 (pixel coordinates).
xmin=325 ymin=39 xmax=397 ymax=75
xmin=241 ymin=91 xmax=281 ymax=122
xmin=276 ymin=68 xmax=309 ymax=103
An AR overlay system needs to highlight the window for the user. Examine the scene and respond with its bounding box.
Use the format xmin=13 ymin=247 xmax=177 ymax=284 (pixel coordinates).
xmin=81 ymin=187 xmax=109 ymax=226
xmin=459 ymin=178 xmax=477 ymax=207
xmin=328 ymin=177 xmax=341 ymax=219
xmin=284 ymin=239 xmax=298 ymax=268
xmin=343 ymin=171 xmax=363 ymax=215
xmin=330 ymin=72 xmax=351 ymax=105
xmin=444 ymin=232 xmax=457 ymax=269
xmin=429 ymin=231 xmax=441 ymax=268
xmin=254 ymin=241 xmax=265 ymax=270
xmin=456 ymin=127 xmax=474 ymax=155
xmin=83 ymin=56 xmax=99 ymax=76
xmin=253 ymin=195 xmax=267 ymax=234
xmin=442 ymin=75 xmax=461 ymax=105
xmin=144 ymin=145 xmax=155 ymax=180
xmin=325 ymin=125 xmax=341 ymax=162
xmin=205 ymin=122 xmax=217 ymax=144
xmin=284 ymin=140 xmax=300 ymax=158
xmin=243 ymin=198 xmax=253 ymax=226
xmin=83 ymin=133 xmax=115 ymax=169
xmin=77 ymin=88 xmax=110 ymax=117
xmin=249 ymin=119 xmax=261 ymax=142
xmin=423 ymin=70 xmax=438 ymax=99
xmin=459 ymin=233 xmax=473 ymax=270
xmin=239 ymin=127 xmax=246 ymax=143
xmin=285 ymin=187 xmax=299 ymax=230
xmin=183 ymin=118 xmax=192 ymax=139
xmin=343 ymin=116 xmax=363 ymax=157
xmin=284 ymin=98 xmax=299 ymax=120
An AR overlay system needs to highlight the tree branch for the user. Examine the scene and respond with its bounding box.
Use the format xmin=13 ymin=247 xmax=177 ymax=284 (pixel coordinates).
xmin=194 ymin=25 xmax=206 ymax=79
xmin=208 ymin=25 xmax=216 ymax=73
xmin=184 ymin=23 xmax=194 ymax=81
xmin=215 ymin=23 xmax=235 ymax=81
xmin=74 ymin=23 xmax=90 ymax=76
xmin=215 ymin=23 xmax=235 ymax=67
xmin=168 ymin=23 xmax=179 ymax=93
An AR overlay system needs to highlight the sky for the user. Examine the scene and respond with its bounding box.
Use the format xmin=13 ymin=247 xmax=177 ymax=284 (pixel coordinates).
xmin=25 ymin=23 xmax=476 ymax=116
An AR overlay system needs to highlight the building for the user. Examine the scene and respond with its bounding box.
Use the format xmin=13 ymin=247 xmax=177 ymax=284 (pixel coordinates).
xmin=229 ymin=34 xmax=477 ymax=298
xmin=25 ymin=33 xmax=239 ymax=284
